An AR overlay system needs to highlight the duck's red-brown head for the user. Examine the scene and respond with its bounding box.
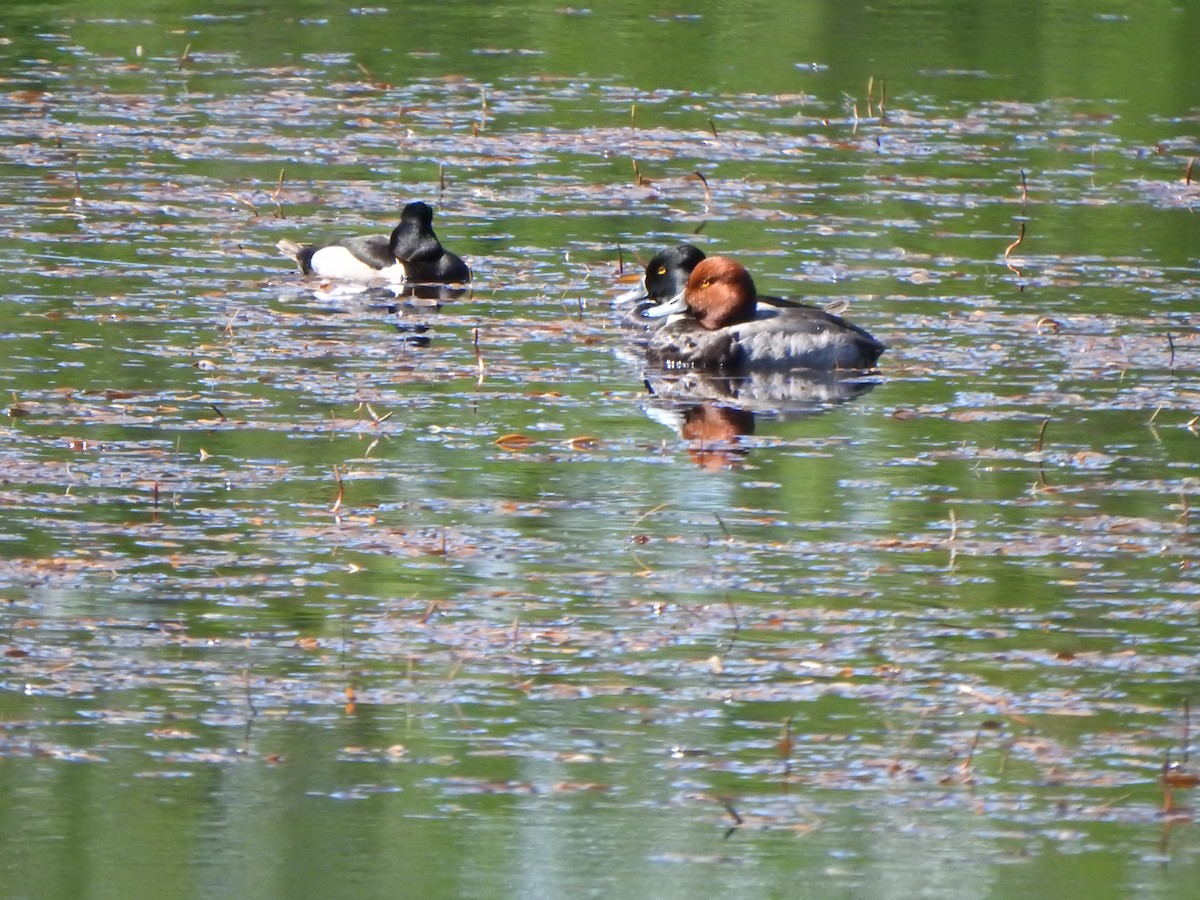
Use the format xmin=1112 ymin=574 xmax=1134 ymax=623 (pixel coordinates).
xmin=642 ymin=255 xmax=759 ymax=330
xmin=682 ymin=256 xmax=758 ymax=330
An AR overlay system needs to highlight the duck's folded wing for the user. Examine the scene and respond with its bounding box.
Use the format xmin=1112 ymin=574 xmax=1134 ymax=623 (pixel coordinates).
xmin=333 ymin=234 xmax=397 ymax=269
xmin=735 ymin=314 xmax=885 ymax=370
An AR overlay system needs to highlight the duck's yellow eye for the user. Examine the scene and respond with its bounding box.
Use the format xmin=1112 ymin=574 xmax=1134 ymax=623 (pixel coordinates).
xmin=701 ymin=279 xmax=712 ymax=288
xmin=656 ymin=266 xmax=667 ymax=275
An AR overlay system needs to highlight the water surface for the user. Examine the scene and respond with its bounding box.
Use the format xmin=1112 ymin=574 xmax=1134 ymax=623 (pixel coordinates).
xmin=1 ymin=1 xmax=1198 ymax=897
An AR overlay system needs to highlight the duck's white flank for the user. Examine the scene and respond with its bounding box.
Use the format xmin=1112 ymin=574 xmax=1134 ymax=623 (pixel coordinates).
xmin=307 ymin=246 xmax=407 ymax=282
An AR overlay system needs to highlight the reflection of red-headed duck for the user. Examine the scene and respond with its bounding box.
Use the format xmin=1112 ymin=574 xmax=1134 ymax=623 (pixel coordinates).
xmin=277 ymin=201 xmax=470 ymax=285
xmin=645 ymin=256 xmax=885 ymax=371
xmin=680 ymin=403 xmax=755 ymax=471
xmin=616 ymin=243 xmax=824 ymax=328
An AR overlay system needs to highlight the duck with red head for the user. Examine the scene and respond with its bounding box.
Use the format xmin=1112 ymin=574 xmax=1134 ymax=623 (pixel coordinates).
xmin=644 ymin=256 xmax=886 ymax=371
xmin=615 ymin=243 xmax=821 ymax=329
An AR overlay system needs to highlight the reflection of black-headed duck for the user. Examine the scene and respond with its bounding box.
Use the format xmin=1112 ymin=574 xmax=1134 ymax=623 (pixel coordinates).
xmin=645 ymin=256 xmax=886 ymax=371
xmin=277 ymin=201 xmax=470 ymax=285
xmin=616 ymin=243 xmax=830 ymax=329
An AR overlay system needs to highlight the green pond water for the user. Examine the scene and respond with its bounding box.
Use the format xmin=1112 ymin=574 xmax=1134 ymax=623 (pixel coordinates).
xmin=1 ymin=0 xmax=1198 ymax=897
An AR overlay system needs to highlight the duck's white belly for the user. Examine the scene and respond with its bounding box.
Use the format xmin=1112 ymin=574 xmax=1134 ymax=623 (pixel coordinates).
xmin=310 ymin=246 xmax=407 ymax=282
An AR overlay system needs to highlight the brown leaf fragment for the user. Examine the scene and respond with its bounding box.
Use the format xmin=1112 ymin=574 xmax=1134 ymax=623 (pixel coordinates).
xmin=1035 ymin=317 xmax=1062 ymax=334
xmin=494 ymin=433 xmax=536 ymax=450
xmin=551 ymin=781 xmax=609 ymax=793
xmin=1164 ymin=769 xmax=1200 ymax=788
xmin=150 ymin=728 xmax=196 ymax=740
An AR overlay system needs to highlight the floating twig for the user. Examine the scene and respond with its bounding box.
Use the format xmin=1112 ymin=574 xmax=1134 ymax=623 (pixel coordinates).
xmin=243 ymin=668 xmax=257 ymax=718
xmin=473 ymin=327 xmax=485 ymax=383
xmin=692 ymin=170 xmax=711 ymax=209
xmin=961 ymin=721 xmax=1001 ymax=775
xmin=1004 ymin=222 xmax=1025 ymax=272
xmin=630 ymin=101 xmax=637 ymax=130
xmin=723 ymin=596 xmax=741 ymax=650
xmin=178 ymin=43 xmax=192 ymax=70
xmin=632 ymin=159 xmax=649 ymax=187
xmin=1184 ymin=698 xmax=1192 ymax=765
xmin=363 ymin=402 xmax=393 ymax=424
xmin=271 ymin=169 xmax=285 ymax=218
xmin=438 ymin=163 xmax=446 ymax=194
xmin=629 ymin=503 xmax=669 ymax=534
xmin=779 ymin=718 xmax=794 ymax=773
xmin=1006 ymin=171 xmax=1028 ymax=280
xmin=1036 ymin=417 xmax=1049 ymax=454
xmin=719 ymin=798 xmax=743 ymax=826
xmin=708 ymin=118 xmax=719 ymax=140
xmin=1167 ymin=332 xmax=1176 ymax=375
xmin=225 ymin=193 xmax=259 ymax=217
xmin=713 ymin=512 xmax=731 ymax=540
xmin=330 ymin=465 xmax=344 ymax=513
xmin=1035 ymin=417 xmax=1050 ymax=487
xmin=1186 ymin=157 xmax=1195 ymax=186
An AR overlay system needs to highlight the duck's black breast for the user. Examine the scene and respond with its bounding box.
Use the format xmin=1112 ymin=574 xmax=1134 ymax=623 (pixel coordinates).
xmin=647 ymin=320 xmax=741 ymax=369
xmin=403 ymin=250 xmax=471 ymax=284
